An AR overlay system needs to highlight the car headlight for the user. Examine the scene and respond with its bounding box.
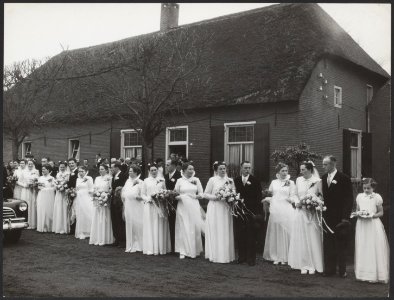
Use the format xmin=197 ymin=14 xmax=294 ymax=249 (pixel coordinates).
xmin=19 ymin=203 xmax=28 ymax=212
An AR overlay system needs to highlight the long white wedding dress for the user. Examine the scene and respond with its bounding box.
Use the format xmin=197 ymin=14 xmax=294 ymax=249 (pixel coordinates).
xmin=174 ymin=176 xmax=205 ymax=258
xmin=21 ymin=167 xmax=39 ymax=229
xmin=204 ymin=175 xmax=235 ymax=263
xmin=122 ymin=176 xmax=144 ymax=253
xmin=288 ymin=176 xmax=324 ymax=273
xmin=89 ymin=175 xmax=114 ymax=245
xmin=142 ymin=176 xmax=171 ymax=255
xmin=74 ymin=176 xmax=95 ymax=239
xmin=13 ymin=167 xmax=25 ymax=200
xmin=36 ymin=175 xmax=56 ymax=232
xmin=355 ymin=192 xmax=389 ymax=283
xmin=263 ymin=176 xmax=296 ymax=263
xmin=52 ymin=171 xmax=70 ymax=234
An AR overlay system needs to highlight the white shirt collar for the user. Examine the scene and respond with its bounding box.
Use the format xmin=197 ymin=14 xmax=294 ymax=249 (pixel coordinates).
xmin=329 ymin=169 xmax=337 ymax=179
xmin=169 ymin=170 xmax=176 ymax=178
xmin=242 ymin=174 xmax=249 ymax=180
xmin=115 ymin=171 xmax=121 ymax=178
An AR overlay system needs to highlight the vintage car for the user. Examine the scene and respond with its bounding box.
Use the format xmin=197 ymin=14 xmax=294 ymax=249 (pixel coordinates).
xmin=3 ymin=198 xmax=29 ymax=243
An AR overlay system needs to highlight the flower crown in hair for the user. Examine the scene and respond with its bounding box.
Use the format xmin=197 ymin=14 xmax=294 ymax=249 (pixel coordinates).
xmin=147 ymin=162 xmax=157 ymax=168
xmin=307 ymin=160 xmax=315 ymax=167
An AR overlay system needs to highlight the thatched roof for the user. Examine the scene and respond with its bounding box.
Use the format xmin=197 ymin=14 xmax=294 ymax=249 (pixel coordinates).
xmin=34 ymin=3 xmax=390 ymax=123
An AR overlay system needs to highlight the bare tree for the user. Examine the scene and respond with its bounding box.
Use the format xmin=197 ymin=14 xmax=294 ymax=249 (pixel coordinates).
xmin=3 ymin=56 xmax=67 ymax=159
xmin=72 ymin=28 xmax=213 ymax=171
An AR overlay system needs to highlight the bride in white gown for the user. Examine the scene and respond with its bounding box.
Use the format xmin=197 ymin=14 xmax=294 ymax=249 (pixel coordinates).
xmin=122 ymin=165 xmax=144 ymax=253
xmin=142 ymin=163 xmax=171 ymax=255
xmin=204 ymin=161 xmax=235 ymax=263
xmin=174 ymin=162 xmax=205 ymax=259
xmin=89 ymin=165 xmax=114 ymax=246
xmin=288 ymin=161 xmax=324 ymax=274
xmin=21 ymin=160 xmax=39 ymax=229
xmin=52 ymin=162 xmax=70 ymax=234
xmin=263 ymin=163 xmax=296 ymax=264
xmin=74 ymin=166 xmax=95 ymax=240
xmin=36 ymin=165 xmax=56 ymax=232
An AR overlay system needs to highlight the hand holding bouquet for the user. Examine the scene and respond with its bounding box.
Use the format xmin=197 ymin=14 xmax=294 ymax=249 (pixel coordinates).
xmin=55 ymin=180 xmax=68 ymax=192
xmin=299 ymin=193 xmax=326 ymax=212
xmin=216 ymin=183 xmax=253 ymax=219
xmin=351 ymin=210 xmax=371 ymax=219
xmin=150 ymin=189 xmax=179 ymax=218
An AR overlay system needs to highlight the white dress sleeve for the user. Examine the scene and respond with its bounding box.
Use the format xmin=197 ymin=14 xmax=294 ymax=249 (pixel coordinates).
xmin=375 ymin=193 xmax=383 ymax=206
xmin=203 ymin=177 xmax=217 ymax=201
xmin=289 ymin=180 xmax=298 ymax=204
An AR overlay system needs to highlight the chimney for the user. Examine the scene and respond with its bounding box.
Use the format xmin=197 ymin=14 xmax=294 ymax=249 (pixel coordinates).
xmin=160 ymin=3 xmax=179 ymax=30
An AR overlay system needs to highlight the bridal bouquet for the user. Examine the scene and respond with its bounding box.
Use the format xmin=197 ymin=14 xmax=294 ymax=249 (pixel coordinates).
xmin=7 ymin=175 xmax=18 ymax=187
xmin=216 ymin=183 xmax=252 ymax=219
xmin=28 ymin=178 xmax=39 ymax=189
xmin=93 ymin=191 xmax=111 ymax=207
xmin=65 ymin=187 xmax=77 ymax=208
xmin=299 ymin=194 xmax=326 ymax=212
xmin=55 ymin=180 xmax=68 ymax=192
xmin=149 ymin=189 xmax=179 ymax=218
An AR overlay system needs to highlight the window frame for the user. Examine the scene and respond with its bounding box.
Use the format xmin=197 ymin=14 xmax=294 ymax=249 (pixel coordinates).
xmin=120 ymin=129 xmax=143 ymax=159
xmin=68 ymin=139 xmax=80 ymax=161
xmin=224 ymin=121 xmax=256 ymax=167
xmin=165 ymin=126 xmax=188 ymax=160
xmin=334 ymin=85 xmax=342 ymax=108
xmin=22 ymin=141 xmax=32 ymax=158
xmin=348 ymin=128 xmax=362 ymax=181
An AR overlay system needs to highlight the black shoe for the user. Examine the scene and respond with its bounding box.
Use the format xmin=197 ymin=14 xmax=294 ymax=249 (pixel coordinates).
xmin=339 ymin=272 xmax=347 ymax=278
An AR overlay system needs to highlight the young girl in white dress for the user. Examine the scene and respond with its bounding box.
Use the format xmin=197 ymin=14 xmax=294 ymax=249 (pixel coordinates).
xmin=52 ymin=162 xmax=70 ymax=234
xmin=263 ymin=163 xmax=296 ymax=265
xmin=174 ymin=162 xmax=205 ymax=259
xmin=90 ymin=165 xmax=114 ymax=246
xmin=288 ymin=161 xmax=323 ymax=274
xmin=354 ymin=178 xmax=389 ymax=283
xmin=74 ymin=166 xmax=95 ymax=240
xmin=142 ymin=163 xmax=171 ymax=255
xmin=122 ymin=165 xmax=144 ymax=253
xmin=21 ymin=160 xmax=39 ymax=229
xmin=36 ymin=164 xmax=56 ymax=232
xmin=14 ymin=160 xmax=27 ymax=200
xmin=204 ymin=161 xmax=235 ymax=263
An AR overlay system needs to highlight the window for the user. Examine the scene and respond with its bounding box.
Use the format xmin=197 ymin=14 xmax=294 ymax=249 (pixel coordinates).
xmin=334 ymin=86 xmax=342 ymax=108
xmin=349 ymin=129 xmax=362 ymax=180
xmin=366 ymin=85 xmax=373 ymax=104
xmin=225 ymin=122 xmax=255 ymax=178
xmin=166 ymin=126 xmax=188 ymax=160
xmin=121 ymin=130 xmax=142 ymax=160
xmin=68 ymin=139 xmax=80 ymax=161
xmin=22 ymin=142 xmax=32 ymax=158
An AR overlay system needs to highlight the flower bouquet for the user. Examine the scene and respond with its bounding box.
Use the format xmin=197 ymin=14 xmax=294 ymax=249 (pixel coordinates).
xmin=93 ymin=191 xmax=111 ymax=208
xmin=350 ymin=210 xmax=371 ymax=218
xmin=55 ymin=180 xmax=68 ymax=192
xmin=7 ymin=175 xmax=18 ymax=188
xmin=216 ymin=182 xmax=253 ymax=220
xmin=299 ymin=194 xmax=326 ymax=212
xmin=28 ymin=178 xmax=39 ymax=189
xmin=149 ymin=189 xmax=179 ymax=218
xmin=65 ymin=187 xmax=77 ymax=208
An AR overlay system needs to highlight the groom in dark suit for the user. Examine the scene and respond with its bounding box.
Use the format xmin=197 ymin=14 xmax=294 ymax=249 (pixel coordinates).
xmin=321 ymin=155 xmax=353 ymax=278
xmin=110 ymin=161 xmax=127 ymax=247
xmin=67 ymin=158 xmax=79 ymax=235
xmin=164 ymin=159 xmax=182 ymax=254
xmin=234 ymin=161 xmax=263 ymax=266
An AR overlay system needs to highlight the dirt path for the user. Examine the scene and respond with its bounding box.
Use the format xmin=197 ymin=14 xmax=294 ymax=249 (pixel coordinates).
xmin=3 ymin=230 xmax=389 ymax=297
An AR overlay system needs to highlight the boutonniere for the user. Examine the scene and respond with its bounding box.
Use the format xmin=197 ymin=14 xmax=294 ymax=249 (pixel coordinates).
xmin=133 ymin=180 xmax=140 ymax=187
xmin=282 ymin=180 xmax=290 ymax=187
xmin=171 ymin=178 xmax=176 ymax=182
xmin=156 ymin=178 xmax=164 ymax=185
xmin=190 ymin=179 xmax=197 ymax=185
xmin=246 ymin=181 xmax=251 ymax=185
xmin=331 ymin=180 xmax=337 ymax=185
xmin=82 ymin=177 xmax=88 ymax=183
xmin=48 ymin=178 xmax=53 ymax=183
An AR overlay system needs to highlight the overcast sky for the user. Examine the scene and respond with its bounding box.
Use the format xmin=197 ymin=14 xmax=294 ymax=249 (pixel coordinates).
xmin=4 ymin=3 xmax=391 ymax=74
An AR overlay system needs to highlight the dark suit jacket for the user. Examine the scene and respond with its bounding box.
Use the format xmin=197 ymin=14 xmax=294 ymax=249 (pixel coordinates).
xmin=164 ymin=170 xmax=182 ymax=191
xmin=322 ymin=171 xmax=353 ymax=229
xmin=234 ymin=174 xmax=263 ymax=216
xmin=111 ymin=171 xmax=127 ymax=193
xmin=120 ymin=163 xmax=128 ymax=174
xmin=67 ymin=168 xmax=79 ymax=189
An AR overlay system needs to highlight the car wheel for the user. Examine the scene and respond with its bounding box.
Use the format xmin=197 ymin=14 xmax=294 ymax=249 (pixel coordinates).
xmin=4 ymin=230 xmax=22 ymax=244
